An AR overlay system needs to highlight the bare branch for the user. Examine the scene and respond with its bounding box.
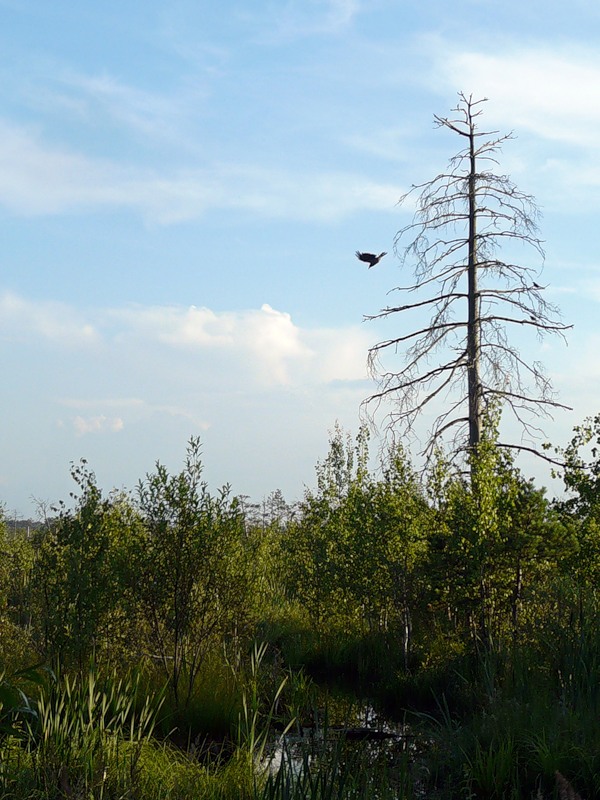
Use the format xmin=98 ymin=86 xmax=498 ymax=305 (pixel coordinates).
xmin=496 ymin=442 xmax=567 ymax=468
xmin=364 ymin=293 xmax=466 ymax=321
xmin=364 ymin=94 xmax=571 ymax=473
xmin=368 ymin=320 xmax=465 ymax=352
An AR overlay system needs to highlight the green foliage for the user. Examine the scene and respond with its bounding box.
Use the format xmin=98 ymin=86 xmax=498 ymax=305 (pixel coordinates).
xmin=29 ymin=667 xmax=160 ymax=798
xmin=282 ymin=425 xmax=429 ymax=671
xmin=423 ymin=419 xmax=567 ymax=652
xmin=556 ymin=413 xmax=600 ymax=516
xmin=0 ymin=665 xmax=165 ymax=799
xmin=231 ymin=642 xmax=292 ymax=767
xmin=463 ymin=734 xmax=519 ymax=799
xmin=553 ymin=414 xmax=600 ymax=593
xmin=135 ymin=436 xmax=256 ymax=709
xmin=0 ymin=664 xmax=50 ymax=742
xmin=9 ymin=419 xmax=600 ymax=798
xmin=32 ymin=463 xmax=141 ymax=669
xmin=0 ymin=510 xmax=36 ymax=665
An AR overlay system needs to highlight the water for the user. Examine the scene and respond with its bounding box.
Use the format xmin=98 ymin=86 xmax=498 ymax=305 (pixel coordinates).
xmin=265 ymin=697 xmax=416 ymax=776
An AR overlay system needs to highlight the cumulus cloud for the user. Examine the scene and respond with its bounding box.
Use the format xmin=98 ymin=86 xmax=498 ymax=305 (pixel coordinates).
xmin=236 ymin=304 xmax=313 ymax=385
xmin=111 ymin=305 xmax=236 ymax=347
xmin=305 ymin=326 xmax=370 ymax=383
xmin=1 ymin=291 xmax=370 ymax=393
xmin=109 ymin=300 xmax=368 ymax=387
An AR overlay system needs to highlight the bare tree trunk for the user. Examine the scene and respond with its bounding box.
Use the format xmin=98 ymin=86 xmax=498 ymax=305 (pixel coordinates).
xmin=467 ymin=114 xmax=482 ymax=454
xmin=401 ymin=571 xmax=412 ymax=671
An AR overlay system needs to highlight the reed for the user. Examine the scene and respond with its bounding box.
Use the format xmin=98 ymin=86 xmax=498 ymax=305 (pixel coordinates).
xmin=27 ymin=667 xmax=160 ymax=798
xmin=234 ymin=642 xmax=293 ymax=765
xmin=259 ymin=732 xmax=413 ymax=800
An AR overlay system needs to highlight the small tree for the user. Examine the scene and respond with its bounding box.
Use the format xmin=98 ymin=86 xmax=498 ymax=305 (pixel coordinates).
xmin=365 ymin=94 xmax=571 ymax=471
xmin=552 ymin=415 xmax=600 ymax=614
xmin=135 ymin=437 xmax=253 ymax=709
xmin=32 ymin=462 xmax=137 ymax=670
xmin=283 ymin=425 xmax=429 ymax=665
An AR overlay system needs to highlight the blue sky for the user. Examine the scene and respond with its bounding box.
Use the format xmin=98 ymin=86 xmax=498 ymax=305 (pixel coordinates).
xmin=2 ymin=0 xmax=599 ymax=515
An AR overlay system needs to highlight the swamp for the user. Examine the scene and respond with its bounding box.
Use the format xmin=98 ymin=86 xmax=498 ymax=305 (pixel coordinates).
xmin=1 ymin=422 xmax=600 ymax=799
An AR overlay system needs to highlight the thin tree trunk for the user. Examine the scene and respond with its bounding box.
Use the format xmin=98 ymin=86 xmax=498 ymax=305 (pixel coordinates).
xmin=511 ymin=556 xmax=522 ymax=639
xmin=467 ymin=112 xmax=482 ymax=455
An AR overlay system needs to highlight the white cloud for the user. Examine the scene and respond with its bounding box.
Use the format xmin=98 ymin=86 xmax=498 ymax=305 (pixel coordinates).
xmin=406 ymin=39 xmax=600 ymax=211
xmin=250 ymin=0 xmax=361 ymax=41
xmin=111 ymin=305 xmax=235 ymax=347
xmin=305 ymin=326 xmax=370 ymax=383
xmin=109 ymin=301 xmax=368 ymax=387
xmin=0 ymin=119 xmax=400 ymax=222
xmin=427 ymin=41 xmax=600 ymax=150
xmin=237 ymin=304 xmax=313 ymax=385
xmin=72 ymin=415 xmax=124 ymax=436
xmin=61 ymin=71 xmax=201 ymax=143
xmin=135 ymin=166 xmax=401 ymax=224
xmin=1 ymin=291 xmax=370 ymax=390
xmin=0 ymin=290 xmax=97 ymax=344
xmin=0 ymin=120 xmax=133 ymax=215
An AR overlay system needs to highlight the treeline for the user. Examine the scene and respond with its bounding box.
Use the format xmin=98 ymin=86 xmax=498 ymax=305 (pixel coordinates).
xmin=1 ymin=418 xmax=600 ymax=697
xmin=1 ymin=419 xmax=600 ymax=796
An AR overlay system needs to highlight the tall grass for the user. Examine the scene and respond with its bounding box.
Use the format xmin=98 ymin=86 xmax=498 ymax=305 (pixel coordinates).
xmin=0 ymin=662 xmax=268 ymax=799
xmin=5 ymin=615 xmax=600 ymax=799
xmin=149 ymin=648 xmax=241 ymax=745
xmin=28 ymin=667 xmax=160 ymax=798
xmin=260 ymin=732 xmax=414 ymax=800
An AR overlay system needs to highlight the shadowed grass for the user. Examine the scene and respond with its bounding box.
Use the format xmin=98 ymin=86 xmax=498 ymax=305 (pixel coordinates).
xmin=260 ymin=730 xmax=414 ymax=800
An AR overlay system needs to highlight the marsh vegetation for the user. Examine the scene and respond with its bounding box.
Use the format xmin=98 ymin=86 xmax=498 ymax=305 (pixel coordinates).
xmin=2 ymin=419 xmax=600 ymax=798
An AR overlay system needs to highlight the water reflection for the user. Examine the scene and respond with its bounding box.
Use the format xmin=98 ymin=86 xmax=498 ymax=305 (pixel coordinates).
xmin=265 ymin=696 xmax=415 ymax=776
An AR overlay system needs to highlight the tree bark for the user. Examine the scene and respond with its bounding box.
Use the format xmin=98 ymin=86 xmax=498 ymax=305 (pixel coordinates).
xmin=467 ymin=109 xmax=482 ymax=454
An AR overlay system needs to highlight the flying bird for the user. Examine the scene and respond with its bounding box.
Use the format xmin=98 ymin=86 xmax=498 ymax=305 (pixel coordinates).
xmin=356 ymin=250 xmax=387 ymax=268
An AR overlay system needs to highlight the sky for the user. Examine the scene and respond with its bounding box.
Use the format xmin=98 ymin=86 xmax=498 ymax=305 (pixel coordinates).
xmin=2 ymin=0 xmax=600 ymax=517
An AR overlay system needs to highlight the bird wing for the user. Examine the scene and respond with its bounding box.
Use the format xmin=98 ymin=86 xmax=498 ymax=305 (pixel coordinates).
xmin=356 ymin=251 xmax=376 ymax=265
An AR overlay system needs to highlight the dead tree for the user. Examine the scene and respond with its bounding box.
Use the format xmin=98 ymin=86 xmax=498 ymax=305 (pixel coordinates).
xmin=365 ymin=93 xmax=571 ymax=468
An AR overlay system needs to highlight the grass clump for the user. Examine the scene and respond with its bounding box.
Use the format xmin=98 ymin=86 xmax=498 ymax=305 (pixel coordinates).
xmin=26 ymin=667 xmax=160 ymax=798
